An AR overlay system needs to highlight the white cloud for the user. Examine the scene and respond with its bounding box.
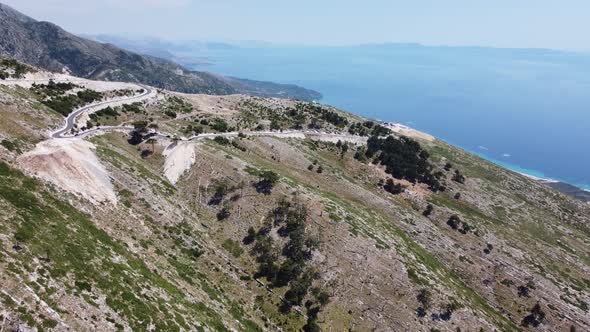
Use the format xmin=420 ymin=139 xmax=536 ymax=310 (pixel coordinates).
xmin=502 ymin=153 xmax=511 ymax=158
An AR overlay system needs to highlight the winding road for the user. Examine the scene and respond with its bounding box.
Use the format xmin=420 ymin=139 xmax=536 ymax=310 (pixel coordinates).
xmin=51 ymin=85 xmax=153 ymax=138
xmin=47 ymin=83 xmax=369 ymax=144
xmin=2 ymin=76 xmax=425 ymax=143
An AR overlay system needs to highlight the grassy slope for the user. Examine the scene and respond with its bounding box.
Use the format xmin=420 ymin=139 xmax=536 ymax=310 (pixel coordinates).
xmin=0 ymin=85 xmax=588 ymax=331
xmin=0 ymin=162 xmax=237 ymax=331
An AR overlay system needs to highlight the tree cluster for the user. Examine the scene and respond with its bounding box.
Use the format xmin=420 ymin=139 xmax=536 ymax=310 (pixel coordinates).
xmin=33 ymin=81 xmax=104 ymax=117
xmin=122 ymin=102 xmax=143 ymax=114
xmin=0 ymin=58 xmax=35 ymax=79
xmin=522 ymin=303 xmax=546 ymax=327
xmin=88 ymin=106 xmax=120 ymax=127
xmin=446 ymin=215 xmax=472 ymax=234
xmin=452 ymin=170 xmax=466 ymax=184
xmin=211 ymin=118 xmax=230 ymax=132
xmin=353 ymin=146 xmax=368 ymax=162
xmin=416 ymin=288 xmax=432 ymax=317
xmin=165 ymin=96 xmax=193 ymax=114
xmin=254 ymin=171 xmax=279 ymax=195
xmin=364 ymin=135 xmax=444 ymax=191
xmin=183 ymin=124 xmax=203 ymax=135
xmin=32 ymin=80 xmax=77 ymax=97
xmin=295 ymin=102 xmax=348 ymax=128
xmin=245 ymin=199 xmax=320 ymax=312
xmin=436 ymin=301 xmax=462 ymax=321
xmin=127 ymin=131 xmax=145 ymax=145
xmin=209 ymin=178 xmax=232 ymax=205
xmin=348 ymin=121 xmax=391 ymax=137
xmin=213 ymin=136 xmax=230 ymax=146
xmin=384 ymin=178 xmax=405 ymax=195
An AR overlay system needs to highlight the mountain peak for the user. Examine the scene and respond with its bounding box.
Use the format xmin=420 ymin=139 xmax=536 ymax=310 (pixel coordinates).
xmin=0 ymin=3 xmax=36 ymax=24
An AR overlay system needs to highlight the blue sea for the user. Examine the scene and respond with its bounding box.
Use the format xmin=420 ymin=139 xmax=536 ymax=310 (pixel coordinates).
xmin=189 ymin=44 xmax=590 ymax=190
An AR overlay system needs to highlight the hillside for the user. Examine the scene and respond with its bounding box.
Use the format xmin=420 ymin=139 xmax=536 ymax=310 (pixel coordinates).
xmin=0 ymin=3 xmax=321 ymax=101
xmin=0 ymin=62 xmax=588 ymax=331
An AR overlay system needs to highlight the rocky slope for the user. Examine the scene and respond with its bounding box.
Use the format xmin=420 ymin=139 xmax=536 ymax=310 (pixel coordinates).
xmin=0 ymin=64 xmax=589 ymax=332
xmin=0 ymin=3 xmax=321 ymax=101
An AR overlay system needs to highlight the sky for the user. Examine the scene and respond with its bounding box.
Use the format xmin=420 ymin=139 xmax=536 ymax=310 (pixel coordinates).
xmin=3 ymin=0 xmax=590 ymax=51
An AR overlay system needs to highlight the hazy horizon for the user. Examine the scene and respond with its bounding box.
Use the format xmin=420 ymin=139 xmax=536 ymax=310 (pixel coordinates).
xmin=3 ymin=0 xmax=590 ymax=52
xmin=86 ymin=34 xmax=590 ymax=55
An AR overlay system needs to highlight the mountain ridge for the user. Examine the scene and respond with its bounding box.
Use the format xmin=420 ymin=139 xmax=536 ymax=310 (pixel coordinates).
xmin=0 ymin=3 xmax=321 ymax=101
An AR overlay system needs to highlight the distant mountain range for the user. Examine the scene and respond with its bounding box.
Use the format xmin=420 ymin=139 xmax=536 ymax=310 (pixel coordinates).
xmin=0 ymin=3 xmax=321 ymax=101
xmin=543 ymin=181 xmax=590 ymax=203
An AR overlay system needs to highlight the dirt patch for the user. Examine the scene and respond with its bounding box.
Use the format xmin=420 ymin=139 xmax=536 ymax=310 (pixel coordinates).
xmin=306 ymin=132 xmax=367 ymax=145
xmin=174 ymin=93 xmax=244 ymax=118
xmin=162 ymin=141 xmax=196 ymax=184
xmin=16 ymin=138 xmax=117 ymax=204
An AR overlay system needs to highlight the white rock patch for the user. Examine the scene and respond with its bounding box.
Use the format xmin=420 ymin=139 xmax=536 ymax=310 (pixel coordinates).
xmin=1 ymin=71 xmax=139 ymax=91
xmin=384 ymin=123 xmax=435 ymax=142
xmin=163 ymin=141 xmax=196 ymax=184
xmin=17 ymin=138 xmax=117 ymax=204
xmin=306 ymin=133 xmax=368 ymax=145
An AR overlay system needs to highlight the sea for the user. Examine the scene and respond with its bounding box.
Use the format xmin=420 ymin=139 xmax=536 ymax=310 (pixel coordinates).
xmin=188 ymin=44 xmax=590 ymax=190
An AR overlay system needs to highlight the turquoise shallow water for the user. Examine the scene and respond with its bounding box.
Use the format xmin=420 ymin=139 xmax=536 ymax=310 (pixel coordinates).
xmin=190 ymin=44 xmax=590 ymax=190
xmin=454 ymin=142 xmax=590 ymax=191
xmin=481 ymin=158 xmax=590 ymax=191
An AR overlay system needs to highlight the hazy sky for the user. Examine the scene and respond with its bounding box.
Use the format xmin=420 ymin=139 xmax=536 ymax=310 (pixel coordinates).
xmin=4 ymin=0 xmax=589 ymax=50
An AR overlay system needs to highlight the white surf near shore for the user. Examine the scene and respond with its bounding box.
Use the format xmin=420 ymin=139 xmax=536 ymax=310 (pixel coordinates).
xmin=518 ymin=172 xmax=559 ymax=184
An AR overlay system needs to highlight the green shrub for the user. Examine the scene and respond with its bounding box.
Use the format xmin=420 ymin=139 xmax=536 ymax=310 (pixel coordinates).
xmin=1 ymin=139 xmax=18 ymax=152
xmin=254 ymin=171 xmax=279 ymax=195
xmin=211 ymin=118 xmax=229 ymax=132
xmin=77 ymin=89 xmax=102 ymax=103
xmin=222 ymin=239 xmax=244 ymax=257
xmin=217 ymin=207 xmax=231 ymax=220
xmin=122 ymin=103 xmax=143 ymax=114
xmin=164 ymin=110 xmax=177 ymax=118
xmin=384 ymin=179 xmax=405 ymax=195
xmin=213 ymin=136 xmax=230 ymax=146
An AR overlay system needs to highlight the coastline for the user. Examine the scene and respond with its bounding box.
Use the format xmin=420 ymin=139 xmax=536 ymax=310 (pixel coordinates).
xmin=518 ymin=172 xmax=559 ymax=184
xmin=186 ymin=49 xmax=590 ymax=196
xmin=482 ymin=156 xmax=590 ymax=193
xmin=435 ymin=133 xmax=590 ymax=201
xmin=389 ymin=122 xmax=590 ymax=200
xmin=192 ymin=55 xmax=590 ymax=197
xmin=433 ymin=135 xmax=590 ymax=192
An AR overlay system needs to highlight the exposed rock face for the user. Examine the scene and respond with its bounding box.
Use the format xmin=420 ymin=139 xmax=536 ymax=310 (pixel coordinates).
xmin=17 ymin=138 xmax=117 ymax=204
xmin=163 ymin=141 xmax=196 ymax=184
xmin=0 ymin=3 xmax=322 ymax=100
